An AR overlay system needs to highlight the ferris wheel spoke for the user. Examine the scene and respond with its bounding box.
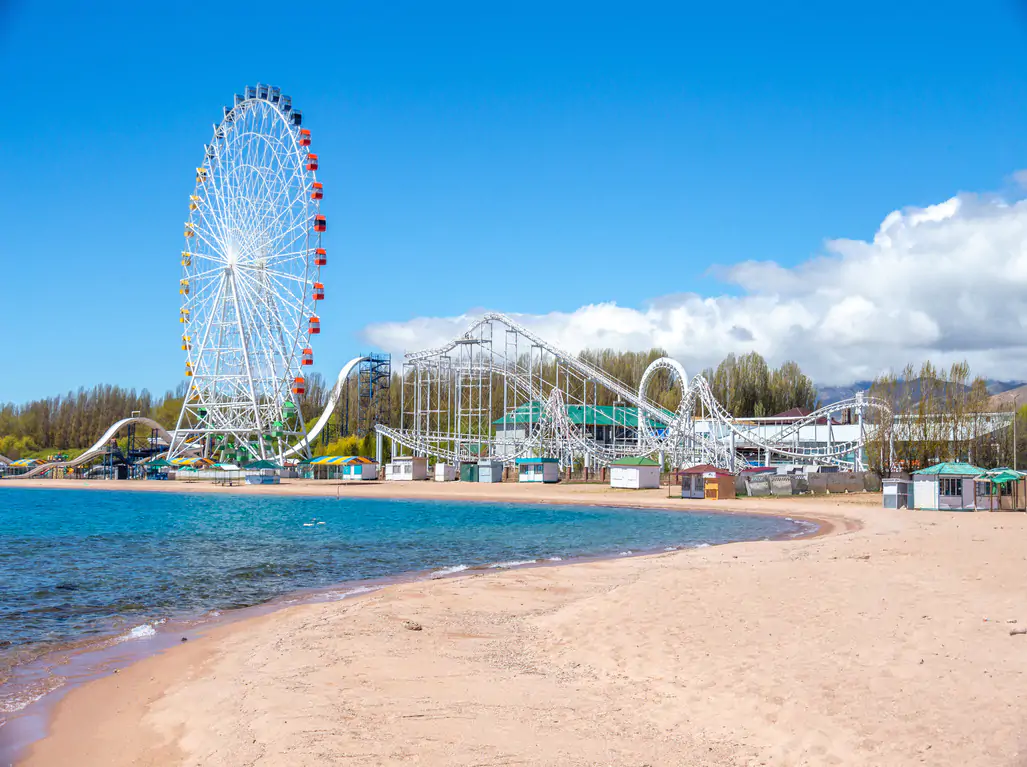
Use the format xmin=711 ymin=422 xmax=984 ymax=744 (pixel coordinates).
xmin=235 ymin=160 xmax=308 ymax=249
xmin=232 ymin=265 xmax=305 ymax=346
xmin=185 ymin=275 xmax=226 ymax=314
xmin=262 ymin=217 xmax=309 ymax=258
xmin=187 ymin=274 xmax=227 ymax=371
xmin=251 ymin=264 xmax=308 ymax=311
xmin=230 ymin=274 xmax=279 ymax=382
xmin=234 ymin=264 xmax=307 ymax=324
xmin=191 ymin=227 xmax=229 ymax=258
xmin=256 ymin=267 xmax=311 ymax=285
xmin=265 ymin=250 xmax=313 ymax=268
xmin=186 ymin=265 xmax=225 ymax=282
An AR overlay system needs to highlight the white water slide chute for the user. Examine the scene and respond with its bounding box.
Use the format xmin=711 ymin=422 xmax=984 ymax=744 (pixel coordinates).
xmin=9 ymin=357 xmax=371 ymax=478
xmin=11 ymin=418 xmax=175 ymax=479
xmin=282 ymin=356 xmax=368 ymax=458
xmin=375 ymin=312 xmax=896 ymax=471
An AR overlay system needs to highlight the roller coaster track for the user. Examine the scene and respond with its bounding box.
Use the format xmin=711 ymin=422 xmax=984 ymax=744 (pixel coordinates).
xmin=382 ymin=312 xmax=896 ymax=470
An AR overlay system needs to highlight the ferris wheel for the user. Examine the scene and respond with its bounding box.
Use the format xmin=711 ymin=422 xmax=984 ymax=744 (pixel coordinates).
xmin=168 ymin=84 xmax=326 ymax=463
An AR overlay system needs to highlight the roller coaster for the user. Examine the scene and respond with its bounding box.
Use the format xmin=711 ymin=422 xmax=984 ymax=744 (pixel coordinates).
xmin=374 ymin=313 xmax=880 ymax=470
xmin=375 ymin=313 xmax=1012 ymax=472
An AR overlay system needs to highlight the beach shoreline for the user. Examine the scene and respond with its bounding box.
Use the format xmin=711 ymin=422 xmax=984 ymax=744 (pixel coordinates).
xmin=0 ymin=481 xmax=833 ymax=763
xmin=9 ymin=480 xmax=1023 ymax=766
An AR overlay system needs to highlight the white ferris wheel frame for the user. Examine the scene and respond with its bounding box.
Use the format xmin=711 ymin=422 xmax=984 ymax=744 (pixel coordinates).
xmin=168 ymin=86 xmax=323 ymax=463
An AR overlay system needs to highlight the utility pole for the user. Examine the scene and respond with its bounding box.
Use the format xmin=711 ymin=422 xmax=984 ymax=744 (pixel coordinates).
xmin=1014 ymin=395 xmax=1018 ymax=472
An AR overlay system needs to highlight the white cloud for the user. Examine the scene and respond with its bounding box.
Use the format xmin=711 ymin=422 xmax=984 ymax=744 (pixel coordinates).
xmin=362 ymin=187 xmax=1027 ymax=384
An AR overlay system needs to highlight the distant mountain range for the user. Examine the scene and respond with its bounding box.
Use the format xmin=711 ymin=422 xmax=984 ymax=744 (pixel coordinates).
xmin=815 ymin=379 xmax=1025 ymax=408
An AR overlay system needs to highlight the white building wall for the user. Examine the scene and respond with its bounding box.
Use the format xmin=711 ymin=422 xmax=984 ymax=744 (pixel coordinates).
xmin=913 ymin=479 xmax=938 ymax=509
xmin=610 ymin=465 xmax=660 ymax=489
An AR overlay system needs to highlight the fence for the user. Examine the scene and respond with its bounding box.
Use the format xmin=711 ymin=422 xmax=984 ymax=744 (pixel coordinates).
xmin=745 ymin=471 xmax=880 ymax=497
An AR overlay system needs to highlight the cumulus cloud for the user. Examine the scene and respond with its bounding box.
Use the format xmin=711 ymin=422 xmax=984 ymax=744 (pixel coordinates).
xmin=362 ymin=187 xmax=1027 ymax=384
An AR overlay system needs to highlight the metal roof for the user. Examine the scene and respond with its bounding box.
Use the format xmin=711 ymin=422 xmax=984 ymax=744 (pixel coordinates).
xmin=676 ymin=463 xmax=732 ymax=476
xmin=244 ymin=460 xmax=283 ymax=470
xmin=308 ymin=455 xmax=375 ymax=465
xmin=494 ymin=402 xmax=668 ymax=429
xmin=610 ymin=456 xmax=660 ymax=467
xmin=914 ymin=462 xmax=984 ymax=476
xmin=975 ymin=468 xmax=1025 ymax=484
xmin=170 ymin=457 xmax=211 ymax=467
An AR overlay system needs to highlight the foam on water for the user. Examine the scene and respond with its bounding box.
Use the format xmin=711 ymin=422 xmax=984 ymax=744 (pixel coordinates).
xmin=0 ymin=677 xmax=64 ymax=715
xmin=119 ymin=623 xmax=157 ymax=642
xmin=430 ymin=564 xmax=469 ymax=579
xmin=488 ymin=560 xmax=537 ymax=569
xmin=322 ymin=585 xmax=381 ymax=600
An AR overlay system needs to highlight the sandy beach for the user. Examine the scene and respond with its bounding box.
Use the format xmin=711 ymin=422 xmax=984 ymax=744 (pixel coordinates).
xmin=9 ymin=480 xmax=1027 ymax=766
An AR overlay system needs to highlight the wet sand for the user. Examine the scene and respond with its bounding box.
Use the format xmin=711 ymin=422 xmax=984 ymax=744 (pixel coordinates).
xmin=10 ymin=480 xmax=1027 ymax=766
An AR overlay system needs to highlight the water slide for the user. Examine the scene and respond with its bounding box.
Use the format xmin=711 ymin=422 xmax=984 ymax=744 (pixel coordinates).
xmin=11 ymin=417 xmax=175 ymax=479
xmin=282 ymin=356 xmax=367 ymax=458
xmin=9 ymin=357 xmax=369 ymax=476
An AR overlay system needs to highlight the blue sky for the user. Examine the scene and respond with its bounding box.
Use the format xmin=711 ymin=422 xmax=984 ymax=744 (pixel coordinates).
xmin=3 ymin=1 xmax=1027 ymax=402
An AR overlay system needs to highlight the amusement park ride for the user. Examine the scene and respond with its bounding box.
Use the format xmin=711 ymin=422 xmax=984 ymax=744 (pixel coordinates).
xmin=375 ymin=313 xmax=895 ymax=472
xmin=4 ymin=85 xmax=1013 ymax=480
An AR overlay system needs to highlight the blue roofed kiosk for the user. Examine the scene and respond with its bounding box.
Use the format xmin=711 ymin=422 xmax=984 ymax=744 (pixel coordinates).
xmin=515 ymin=457 xmax=559 ymax=483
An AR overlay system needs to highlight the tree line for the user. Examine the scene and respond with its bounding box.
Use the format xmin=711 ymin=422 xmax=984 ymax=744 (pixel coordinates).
xmin=0 ymin=384 xmax=187 ymax=459
xmin=700 ymin=353 xmax=818 ymax=418
xmin=865 ymin=361 xmax=1023 ymax=473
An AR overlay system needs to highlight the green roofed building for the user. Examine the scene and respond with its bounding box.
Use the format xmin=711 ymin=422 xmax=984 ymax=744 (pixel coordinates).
xmin=609 ymin=455 xmax=661 ymax=489
xmin=494 ymin=402 xmax=671 ymax=455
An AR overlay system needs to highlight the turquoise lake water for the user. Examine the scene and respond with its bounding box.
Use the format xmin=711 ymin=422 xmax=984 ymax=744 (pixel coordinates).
xmin=0 ymin=487 xmax=806 ymax=652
